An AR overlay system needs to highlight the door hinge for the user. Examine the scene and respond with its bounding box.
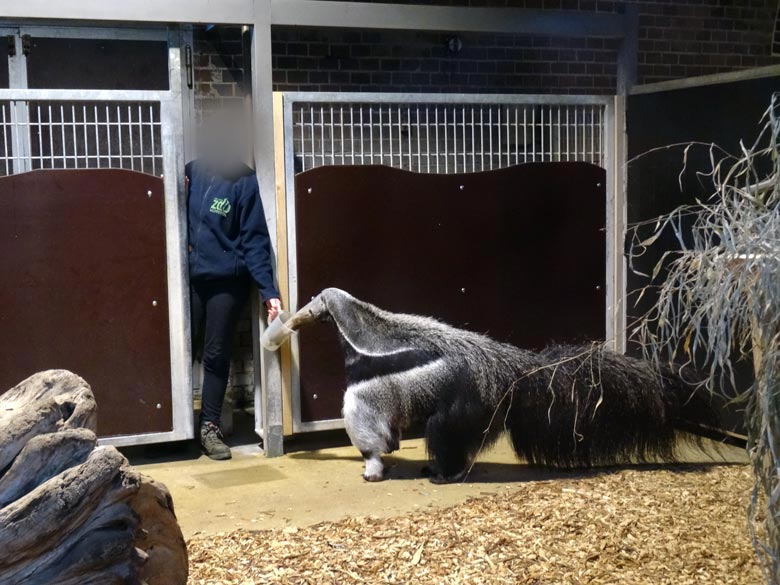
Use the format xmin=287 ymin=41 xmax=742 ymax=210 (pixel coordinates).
xmin=21 ymin=34 xmax=31 ymax=57
xmin=6 ymin=35 xmax=15 ymax=57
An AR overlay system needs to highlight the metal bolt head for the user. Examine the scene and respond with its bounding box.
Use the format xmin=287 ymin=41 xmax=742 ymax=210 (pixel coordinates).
xmin=152 ymin=300 xmax=158 ymax=307
xmin=461 ymin=287 xmax=466 ymax=293
xmin=596 ymin=182 xmax=602 ymax=188
xmin=459 ymin=185 xmax=465 ymax=191
xmin=595 ymin=285 xmax=602 ymax=291
xmin=156 ymin=403 xmax=162 ymax=409
xmin=312 ymin=393 xmax=318 ymax=400
xmin=307 ymin=187 xmax=313 ymax=194
xmin=147 ymin=190 xmax=153 ymax=197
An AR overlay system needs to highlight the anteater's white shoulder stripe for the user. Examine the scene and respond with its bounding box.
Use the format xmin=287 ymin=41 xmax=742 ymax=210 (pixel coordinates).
xmin=346 ymin=357 xmax=447 ymax=394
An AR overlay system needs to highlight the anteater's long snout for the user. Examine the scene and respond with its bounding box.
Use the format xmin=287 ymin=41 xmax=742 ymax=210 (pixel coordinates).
xmin=260 ymin=295 xmax=328 ymax=351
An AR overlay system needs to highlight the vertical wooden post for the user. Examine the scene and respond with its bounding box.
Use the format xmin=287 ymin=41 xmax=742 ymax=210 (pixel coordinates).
xmin=273 ymin=92 xmax=294 ymax=436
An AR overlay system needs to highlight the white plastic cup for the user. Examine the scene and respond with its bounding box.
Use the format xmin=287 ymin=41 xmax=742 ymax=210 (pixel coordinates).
xmin=261 ymin=311 xmax=295 ymax=351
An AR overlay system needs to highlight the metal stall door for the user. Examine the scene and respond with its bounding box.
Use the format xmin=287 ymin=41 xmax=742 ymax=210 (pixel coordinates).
xmin=278 ymin=93 xmax=617 ymax=433
xmin=0 ymin=26 xmax=192 ymax=446
xmin=627 ymin=67 xmax=780 ymax=441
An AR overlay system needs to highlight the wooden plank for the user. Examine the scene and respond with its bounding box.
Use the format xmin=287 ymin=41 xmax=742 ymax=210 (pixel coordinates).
xmin=293 ymin=163 xmax=607 ymax=423
xmin=273 ymin=92 xmax=294 ymax=437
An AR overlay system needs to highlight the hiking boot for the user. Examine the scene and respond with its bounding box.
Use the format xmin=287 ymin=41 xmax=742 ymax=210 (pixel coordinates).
xmin=200 ymin=422 xmax=232 ymax=460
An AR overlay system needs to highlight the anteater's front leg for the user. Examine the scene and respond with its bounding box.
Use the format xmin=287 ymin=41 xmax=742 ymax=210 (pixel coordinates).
xmin=343 ymin=391 xmax=394 ymax=482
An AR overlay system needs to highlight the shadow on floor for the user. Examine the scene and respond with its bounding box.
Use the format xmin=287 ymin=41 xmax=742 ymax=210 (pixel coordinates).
xmin=289 ymin=446 xmax=742 ymax=484
xmin=121 ymin=407 xmax=744 ymax=487
xmin=121 ymin=409 xmax=263 ymax=466
xmin=282 ymin=424 xmax=429 ymax=454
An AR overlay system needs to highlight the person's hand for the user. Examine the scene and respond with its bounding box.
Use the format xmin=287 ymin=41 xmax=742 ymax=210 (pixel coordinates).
xmin=265 ymin=298 xmax=282 ymax=323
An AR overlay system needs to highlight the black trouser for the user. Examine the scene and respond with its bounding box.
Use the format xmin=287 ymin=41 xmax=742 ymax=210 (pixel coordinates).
xmin=191 ymin=277 xmax=250 ymax=426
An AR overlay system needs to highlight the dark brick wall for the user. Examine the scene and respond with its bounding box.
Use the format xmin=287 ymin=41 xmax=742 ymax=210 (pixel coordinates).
xmin=193 ymin=26 xmax=249 ymax=120
xmin=191 ymin=0 xmax=779 ymax=407
xmin=272 ymin=0 xmax=778 ymax=93
xmin=194 ymin=0 xmax=779 ymax=108
xmin=271 ymin=28 xmax=620 ymax=94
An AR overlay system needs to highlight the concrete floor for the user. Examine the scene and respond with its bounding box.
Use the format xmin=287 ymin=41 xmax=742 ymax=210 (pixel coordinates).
xmin=126 ymin=412 xmax=748 ymax=539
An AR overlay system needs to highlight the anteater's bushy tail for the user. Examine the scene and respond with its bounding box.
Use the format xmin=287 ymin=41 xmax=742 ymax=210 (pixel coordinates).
xmin=505 ymin=344 xmax=719 ymax=468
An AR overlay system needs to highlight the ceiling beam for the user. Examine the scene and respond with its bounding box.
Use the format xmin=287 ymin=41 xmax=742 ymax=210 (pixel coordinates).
xmin=270 ymin=0 xmax=626 ymax=37
xmin=0 ymin=0 xmax=627 ymax=38
xmin=0 ymin=0 xmax=256 ymax=25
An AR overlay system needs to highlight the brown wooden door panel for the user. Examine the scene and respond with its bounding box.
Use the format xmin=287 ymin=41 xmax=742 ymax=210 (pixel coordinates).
xmin=0 ymin=169 xmax=172 ymax=437
xmin=295 ymin=162 xmax=606 ymax=423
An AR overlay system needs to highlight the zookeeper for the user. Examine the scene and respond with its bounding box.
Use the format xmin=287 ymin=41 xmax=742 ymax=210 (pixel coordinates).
xmin=186 ymin=115 xmax=281 ymax=461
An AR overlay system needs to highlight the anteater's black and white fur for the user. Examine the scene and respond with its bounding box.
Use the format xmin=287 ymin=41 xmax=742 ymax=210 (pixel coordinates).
xmin=284 ymin=288 xmax=717 ymax=483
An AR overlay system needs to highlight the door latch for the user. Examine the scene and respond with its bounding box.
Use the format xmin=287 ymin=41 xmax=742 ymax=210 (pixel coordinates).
xmin=184 ymin=44 xmax=193 ymax=89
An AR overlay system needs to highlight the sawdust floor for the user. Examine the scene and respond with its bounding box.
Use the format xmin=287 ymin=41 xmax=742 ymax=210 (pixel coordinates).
xmin=187 ymin=463 xmax=757 ymax=584
xmin=129 ymin=413 xmax=757 ymax=584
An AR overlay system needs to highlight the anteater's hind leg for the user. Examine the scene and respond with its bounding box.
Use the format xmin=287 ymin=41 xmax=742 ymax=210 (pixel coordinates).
xmin=425 ymin=399 xmax=494 ymax=484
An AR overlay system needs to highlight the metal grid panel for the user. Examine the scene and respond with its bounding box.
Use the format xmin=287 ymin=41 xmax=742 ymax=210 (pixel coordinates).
xmin=0 ymin=100 xmax=163 ymax=176
xmin=292 ymin=102 xmax=605 ymax=174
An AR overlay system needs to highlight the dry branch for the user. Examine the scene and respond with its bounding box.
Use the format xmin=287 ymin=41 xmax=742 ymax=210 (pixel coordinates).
xmin=629 ymin=93 xmax=780 ymax=581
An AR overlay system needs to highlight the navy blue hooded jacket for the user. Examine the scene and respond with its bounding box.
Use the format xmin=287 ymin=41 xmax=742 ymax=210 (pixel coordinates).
xmin=186 ymin=160 xmax=279 ymax=301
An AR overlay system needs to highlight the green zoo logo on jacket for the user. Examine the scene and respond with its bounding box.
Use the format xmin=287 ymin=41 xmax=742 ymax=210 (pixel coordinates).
xmin=209 ymin=197 xmax=232 ymax=217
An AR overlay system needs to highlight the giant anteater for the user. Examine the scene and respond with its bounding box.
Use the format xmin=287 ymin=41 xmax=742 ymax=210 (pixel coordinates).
xmin=268 ymin=288 xmax=717 ymax=483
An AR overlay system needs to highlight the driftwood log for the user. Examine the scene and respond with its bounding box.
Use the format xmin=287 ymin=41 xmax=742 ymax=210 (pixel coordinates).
xmin=0 ymin=370 xmax=188 ymax=585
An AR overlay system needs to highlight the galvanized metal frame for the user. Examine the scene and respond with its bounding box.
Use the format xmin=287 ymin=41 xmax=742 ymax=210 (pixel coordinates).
xmin=0 ymin=32 xmax=193 ymax=447
xmin=630 ymin=63 xmax=780 ymax=95
xmin=251 ymin=0 xmax=286 ymax=454
xmin=281 ymin=91 xmax=615 ymax=434
xmin=5 ymin=30 xmax=30 ymax=173
xmin=14 ymin=24 xmax=169 ymax=40
xmin=0 ymin=0 xmax=637 ymax=455
xmin=0 ymin=0 xmax=257 ymax=26
xmin=0 ymin=24 xmax=177 ymax=176
xmin=604 ymin=96 xmax=627 ymax=355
